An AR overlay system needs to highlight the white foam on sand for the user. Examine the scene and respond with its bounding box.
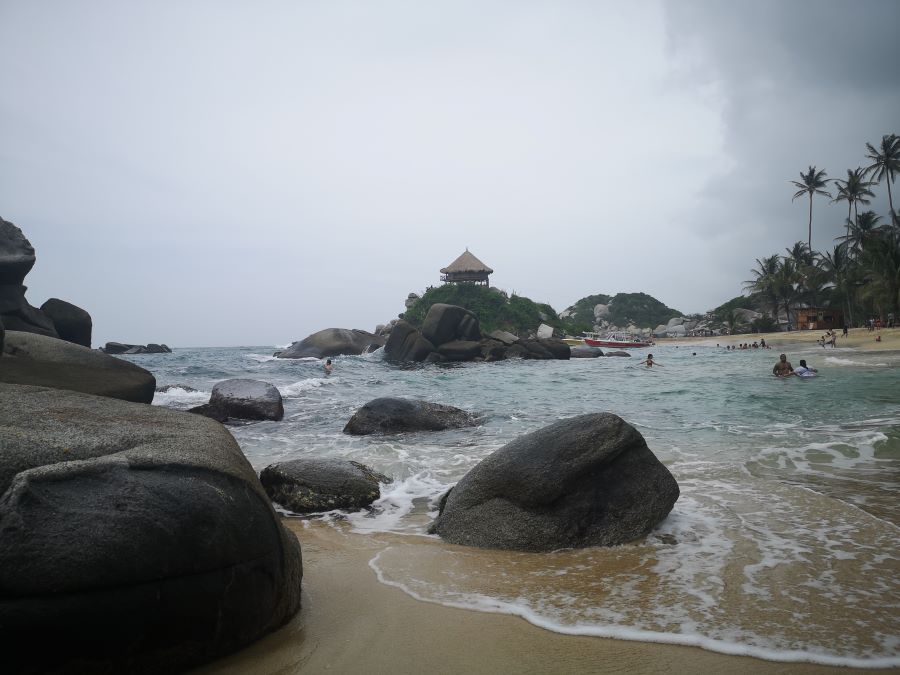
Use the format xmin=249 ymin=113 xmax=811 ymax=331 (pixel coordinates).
xmin=345 ymin=472 xmax=448 ymax=534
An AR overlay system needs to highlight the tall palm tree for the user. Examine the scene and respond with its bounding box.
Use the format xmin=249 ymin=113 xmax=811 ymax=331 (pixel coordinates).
xmin=774 ymin=258 xmax=799 ymax=329
xmin=791 ymin=166 xmax=831 ymax=249
xmin=832 ymin=168 xmax=876 ymax=239
xmin=818 ymin=243 xmax=856 ymax=327
xmin=837 ymin=210 xmax=883 ymax=256
xmin=865 ymin=133 xmax=900 ymax=224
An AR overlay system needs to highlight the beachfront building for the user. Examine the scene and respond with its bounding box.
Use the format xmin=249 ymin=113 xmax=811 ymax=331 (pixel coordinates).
xmin=796 ymin=307 xmax=845 ymax=331
xmin=440 ymin=249 xmax=494 ymax=285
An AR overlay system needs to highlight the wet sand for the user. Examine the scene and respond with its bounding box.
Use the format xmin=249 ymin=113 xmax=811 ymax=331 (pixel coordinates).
xmin=193 ymin=521 xmax=897 ymax=675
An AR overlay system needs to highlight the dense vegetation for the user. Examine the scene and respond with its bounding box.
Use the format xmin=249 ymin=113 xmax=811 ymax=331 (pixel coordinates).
xmin=562 ymin=293 xmax=611 ymax=328
xmin=402 ymin=284 xmax=574 ymax=336
xmin=746 ymin=133 xmax=899 ymax=327
xmin=606 ymin=293 xmax=682 ymax=328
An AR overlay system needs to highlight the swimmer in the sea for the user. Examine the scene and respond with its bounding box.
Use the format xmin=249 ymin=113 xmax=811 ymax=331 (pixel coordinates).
xmin=772 ymin=353 xmax=794 ymax=377
xmin=638 ymin=354 xmax=661 ymax=367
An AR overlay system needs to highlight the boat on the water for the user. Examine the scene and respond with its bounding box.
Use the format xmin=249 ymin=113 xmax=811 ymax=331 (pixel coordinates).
xmin=582 ymin=331 xmax=653 ymax=349
xmin=562 ymin=337 xmax=585 ymax=346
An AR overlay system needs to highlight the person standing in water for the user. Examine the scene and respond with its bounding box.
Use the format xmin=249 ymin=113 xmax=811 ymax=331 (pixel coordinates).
xmin=324 ymin=358 xmax=333 ymax=375
xmin=638 ymin=354 xmax=661 ymax=367
xmin=793 ymin=359 xmax=818 ymax=376
xmin=773 ymin=353 xmax=794 ymax=377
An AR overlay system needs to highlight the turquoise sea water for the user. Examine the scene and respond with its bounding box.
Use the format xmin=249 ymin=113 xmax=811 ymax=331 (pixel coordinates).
xmin=133 ymin=343 xmax=900 ymax=667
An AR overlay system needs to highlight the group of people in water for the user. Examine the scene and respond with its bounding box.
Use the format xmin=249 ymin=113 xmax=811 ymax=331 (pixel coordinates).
xmin=725 ymin=340 xmax=771 ymax=351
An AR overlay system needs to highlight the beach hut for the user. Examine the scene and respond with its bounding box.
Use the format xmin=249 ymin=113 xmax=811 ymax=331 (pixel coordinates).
xmin=796 ymin=307 xmax=845 ymax=331
xmin=440 ymin=249 xmax=494 ymax=285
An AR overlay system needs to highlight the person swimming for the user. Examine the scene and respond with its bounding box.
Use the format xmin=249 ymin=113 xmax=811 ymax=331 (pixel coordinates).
xmin=638 ymin=354 xmax=661 ymax=367
xmin=772 ymin=353 xmax=794 ymax=377
xmin=324 ymin=358 xmax=333 ymax=375
xmin=793 ymin=359 xmax=818 ymax=377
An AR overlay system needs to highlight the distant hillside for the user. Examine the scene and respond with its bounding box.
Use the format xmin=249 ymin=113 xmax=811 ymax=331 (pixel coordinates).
xmin=564 ymin=292 xmax=682 ymax=329
xmin=402 ymin=285 xmax=572 ymax=336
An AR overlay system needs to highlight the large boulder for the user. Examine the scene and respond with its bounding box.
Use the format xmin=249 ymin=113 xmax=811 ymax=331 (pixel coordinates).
xmin=101 ymin=342 xmax=171 ymax=354
xmin=487 ymin=329 xmax=518 ymax=345
xmin=429 ymin=413 xmax=679 ymax=551
xmin=421 ymin=304 xmax=481 ymax=347
xmin=0 ymin=216 xmax=36 ymax=285
xmin=0 ymin=218 xmax=59 ymax=338
xmin=383 ymin=320 xmax=436 ymax=362
xmin=0 ymin=330 xmax=155 ymax=403
xmin=344 ymin=397 xmax=478 ymax=435
xmin=437 ymin=339 xmax=483 ymax=362
xmin=0 ymin=383 xmax=303 ymax=674
xmin=209 ymin=379 xmax=284 ymax=421
xmin=40 ymin=298 xmax=92 ymax=347
xmin=571 ymin=346 xmax=604 ymax=358
xmin=277 ymin=328 xmax=384 ymax=359
xmin=260 ymin=459 xmax=389 ymax=513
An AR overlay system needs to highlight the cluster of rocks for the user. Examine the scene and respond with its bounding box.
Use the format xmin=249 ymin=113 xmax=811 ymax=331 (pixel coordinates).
xmin=190 ymin=378 xmax=285 ymax=423
xmin=1 ymin=219 xmax=301 ymax=673
xmin=101 ymin=341 xmax=172 ymax=354
xmin=653 ymin=315 xmax=729 ymax=338
xmin=1 ymin=217 xmax=92 ymax=346
xmin=385 ymin=303 xmax=570 ymax=363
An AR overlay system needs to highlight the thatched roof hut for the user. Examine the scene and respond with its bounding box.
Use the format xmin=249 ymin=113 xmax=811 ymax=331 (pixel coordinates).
xmin=440 ymin=249 xmax=493 ymax=285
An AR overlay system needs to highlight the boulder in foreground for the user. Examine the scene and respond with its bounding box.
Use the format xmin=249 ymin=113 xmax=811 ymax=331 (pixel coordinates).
xmin=260 ymin=458 xmax=389 ymax=513
xmin=344 ymin=397 xmax=478 ymax=435
xmin=0 ymin=383 xmax=302 ymax=674
xmin=277 ymin=328 xmax=384 ymax=359
xmin=0 ymin=330 xmax=155 ymax=403
xmin=429 ymin=413 xmax=679 ymax=551
xmin=39 ymin=298 xmax=92 ymax=348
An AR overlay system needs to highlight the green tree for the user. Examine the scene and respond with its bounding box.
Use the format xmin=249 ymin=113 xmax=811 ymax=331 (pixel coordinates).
xmin=864 ymin=133 xmax=900 ymax=225
xmin=837 ymin=210 xmax=883 ymax=256
xmin=818 ymin=243 xmax=856 ymax=326
xmin=832 ymin=167 xmax=876 ymax=239
xmin=744 ymin=254 xmax=781 ymax=321
xmin=791 ymin=165 xmax=831 ymax=249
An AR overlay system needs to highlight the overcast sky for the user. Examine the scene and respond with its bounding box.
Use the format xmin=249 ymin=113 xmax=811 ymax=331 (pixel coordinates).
xmin=2 ymin=1 xmax=898 ymax=347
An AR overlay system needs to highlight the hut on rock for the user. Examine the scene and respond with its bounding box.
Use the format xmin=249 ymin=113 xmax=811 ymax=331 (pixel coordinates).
xmin=440 ymin=249 xmax=493 ymax=285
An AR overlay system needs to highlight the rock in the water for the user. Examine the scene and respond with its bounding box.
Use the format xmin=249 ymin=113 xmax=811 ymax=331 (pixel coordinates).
xmin=571 ymin=345 xmax=604 ymax=358
xmin=605 ymin=350 xmax=632 ymax=357
xmin=40 ymin=298 xmax=92 ymax=347
xmin=260 ymin=459 xmax=389 ymax=513
xmin=101 ymin=341 xmax=171 ymax=354
xmin=383 ymin=320 xmax=436 ymax=362
xmin=188 ymin=403 xmax=230 ymax=423
xmin=157 ymin=383 xmax=198 ymax=393
xmin=209 ymin=379 xmax=284 ymax=421
xmin=344 ymin=397 xmax=478 ymax=435
xmin=488 ymin=329 xmax=518 ymax=345
xmin=429 ymin=413 xmax=680 ymax=551
xmin=277 ymin=328 xmax=384 ymax=359
xmin=437 ymin=339 xmax=483 ymax=362
xmin=0 ymin=383 xmax=303 ymax=674
xmin=1 ymin=330 xmax=155 ymax=403
xmin=421 ymin=304 xmax=481 ymax=346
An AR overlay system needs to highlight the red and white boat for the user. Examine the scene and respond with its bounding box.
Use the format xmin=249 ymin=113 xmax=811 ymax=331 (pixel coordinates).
xmin=582 ymin=331 xmax=653 ymax=349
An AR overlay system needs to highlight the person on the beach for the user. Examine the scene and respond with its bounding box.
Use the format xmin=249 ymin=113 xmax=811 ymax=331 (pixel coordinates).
xmin=324 ymin=358 xmax=333 ymax=375
xmin=843 ymin=325 xmax=849 ymax=337
xmin=793 ymin=359 xmax=818 ymax=377
xmin=773 ymin=353 xmax=794 ymax=377
xmin=638 ymin=354 xmax=661 ymax=367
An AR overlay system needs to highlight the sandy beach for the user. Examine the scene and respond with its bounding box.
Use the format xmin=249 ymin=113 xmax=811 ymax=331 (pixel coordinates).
xmin=192 ymin=519 xmax=898 ymax=675
xmin=660 ymin=326 xmax=900 ymax=352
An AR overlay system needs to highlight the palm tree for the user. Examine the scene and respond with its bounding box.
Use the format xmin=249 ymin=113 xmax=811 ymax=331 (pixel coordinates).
xmin=865 ymin=133 xmax=900 ymax=224
xmin=818 ymin=243 xmax=856 ymax=327
xmin=791 ymin=166 xmax=831 ymax=249
xmin=745 ymin=255 xmax=781 ymax=321
xmin=774 ymin=258 xmax=799 ymax=329
xmin=832 ymin=168 xmax=876 ymax=239
xmin=837 ymin=210 xmax=883 ymax=256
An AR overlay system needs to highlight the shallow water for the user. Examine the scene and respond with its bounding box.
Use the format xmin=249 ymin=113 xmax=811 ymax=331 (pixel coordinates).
xmin=132 ymin=342 xmax=900 ymax=667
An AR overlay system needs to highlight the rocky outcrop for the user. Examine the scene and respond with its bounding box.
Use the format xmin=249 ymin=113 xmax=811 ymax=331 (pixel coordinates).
xmin=429 ymin=413 xmax=680 ymax=551
xmin=605 ymin=350 xmax=632 ymax=357
xmin=101 ymin=341 xmax=172 ymax=354
xmin=206 ymin=379 xmax=285 ymax=422
xmin=384 ymin=305 xmax=569 ymax=363
xmin=277 ymin=328 xmax=384 ymax=359
xmin=40 ymin=298 xmax=92 ymax=347
xmin=0 ymin=330 xmax=155 ymax=403
xmin=343 ymin=397 xmax=478 ymax=435
xmin=0 ymin=216 xmax=36 ymax=285
xmin=0 ymin=383 xmax=303 ymax=674
xmin=260 ymin=459 xmax=389 ymax=513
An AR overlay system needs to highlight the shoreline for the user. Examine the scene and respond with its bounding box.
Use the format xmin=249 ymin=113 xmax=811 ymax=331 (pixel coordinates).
xmin=193 ymin=521 xmax=898 ymax=675
xmin=654 ymin=326 xmax=900 ymax=352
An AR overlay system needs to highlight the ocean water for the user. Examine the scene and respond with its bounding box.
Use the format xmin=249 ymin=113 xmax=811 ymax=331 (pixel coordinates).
xmin=130 ymin=343 xmax=900 ymax=668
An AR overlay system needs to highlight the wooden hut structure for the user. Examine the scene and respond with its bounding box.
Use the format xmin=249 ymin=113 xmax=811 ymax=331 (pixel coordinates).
xmin=440 ymin=249 xmax=493 ymax=285
xmin=797 ymin=307 xmax=845 ymax=331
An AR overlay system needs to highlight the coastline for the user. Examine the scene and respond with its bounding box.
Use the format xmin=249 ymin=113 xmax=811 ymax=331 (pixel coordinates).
xmin=655 ymin=326 xmax=900 ymax=352
xmin=193 ymin=520 xmax=898 ymax=675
